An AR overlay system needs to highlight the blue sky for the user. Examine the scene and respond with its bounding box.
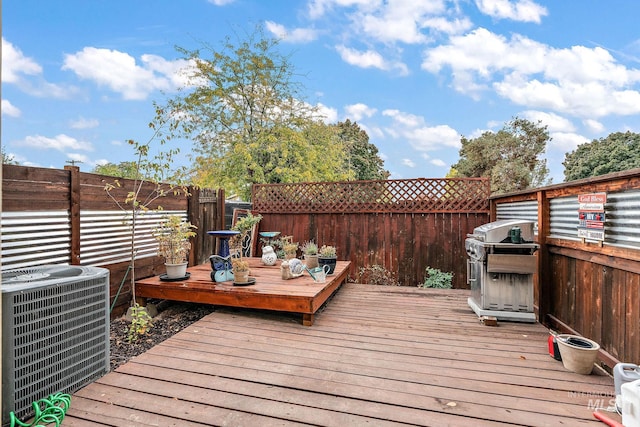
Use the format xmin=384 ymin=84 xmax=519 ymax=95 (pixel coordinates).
xmin=3 ymin=0 xmax=640 ymax=184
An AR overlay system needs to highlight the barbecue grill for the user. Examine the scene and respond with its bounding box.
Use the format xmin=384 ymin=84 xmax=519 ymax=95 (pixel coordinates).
xmin=466 ymin=219 xmax=539 ymax=322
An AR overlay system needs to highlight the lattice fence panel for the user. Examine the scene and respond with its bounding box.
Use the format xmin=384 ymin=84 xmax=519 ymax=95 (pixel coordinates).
xmin=252 ymin=178 xmax=490 ymax=214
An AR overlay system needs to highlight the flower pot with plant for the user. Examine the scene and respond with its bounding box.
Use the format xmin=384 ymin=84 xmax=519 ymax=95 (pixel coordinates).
xmin=280 ymin=236 xmax=299 ymax=260
xmin=319 ymin=245 xmax=337 ymax=275
xmin=232 ymin=257 xmax=250 ymax=283
xmin=300 ymin=240 xmax=319 ymax=269
xmin=154 ymin=214 xmax=197 ymax=279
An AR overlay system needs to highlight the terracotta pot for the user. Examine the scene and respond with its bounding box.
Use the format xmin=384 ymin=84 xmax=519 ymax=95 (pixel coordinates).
xmin=305 ymin=254 xmax=319 ymax=269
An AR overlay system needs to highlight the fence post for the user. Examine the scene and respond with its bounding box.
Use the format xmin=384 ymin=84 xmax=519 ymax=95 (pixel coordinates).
xmin=65 ymin=165 xmax=81 ymax=265
xmin=537 ymin=189 xmax=551 ymax=324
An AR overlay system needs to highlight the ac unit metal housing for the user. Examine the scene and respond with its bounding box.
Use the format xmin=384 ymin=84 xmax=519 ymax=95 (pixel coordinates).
xmin=2 ymin=265 xmax=110 ymax=423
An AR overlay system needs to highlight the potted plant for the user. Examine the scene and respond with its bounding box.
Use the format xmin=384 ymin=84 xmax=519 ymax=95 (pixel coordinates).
xmin=232 ymin=257 xmax=250 ymax=283
xmin=230 ymin=212 xmax=262 ymax=257
xmin=283 ymin=239 xmax=299 ymax=260
xmin=153 ymin=214 xmax=197 ymax=278
xmin=300 ymin=240 xmax=319 ymax=269
xmin=318 ymin=244 xmax=337 ymax=275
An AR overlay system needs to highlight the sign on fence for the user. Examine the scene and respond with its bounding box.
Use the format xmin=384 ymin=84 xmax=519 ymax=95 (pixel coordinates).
xmin=577 ymin=192 xmax=606 ymax=241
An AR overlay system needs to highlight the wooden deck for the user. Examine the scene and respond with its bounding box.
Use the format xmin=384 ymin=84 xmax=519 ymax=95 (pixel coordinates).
xmin=65 ymin=285 xmax=620 ymax=426
xmin=135 ymin=258 xmax=351 ymax=326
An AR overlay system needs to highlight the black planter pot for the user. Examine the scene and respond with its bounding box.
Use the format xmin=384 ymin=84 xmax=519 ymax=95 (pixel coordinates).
xmin=318 ymin=257 xmax=337 ymax=275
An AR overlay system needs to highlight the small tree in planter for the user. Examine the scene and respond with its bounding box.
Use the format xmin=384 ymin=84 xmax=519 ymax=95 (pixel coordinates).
xmin=318 ymin=245 xmax=337 ymax=274
xmin=103 ymin=113 xmax=189 ymax=341
xmin=153 ymin=214 xmax=197 ymax=278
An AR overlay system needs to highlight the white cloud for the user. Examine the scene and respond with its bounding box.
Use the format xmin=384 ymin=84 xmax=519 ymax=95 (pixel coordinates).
xmin=422 ymin=28 xmax=640 ymax=118
xmin=520 ymin=110 xmax=575 ymax=132
xmin=316 ymin=103 xmax=338 ymax=123
xmin=430 ymin=158 xmax=447 ymax=167
xmin=404 ymin=125 xmax=461 ymax=151
xmin=70 ymin=117 xmax=99 ymax=129
xmin=336 ymin=45 xmax=408 ymax=75
xmin=2 ymin=38 xmax=76 ymax=98
xmin=402 ymin=158 xmax=416 ymax=167
xmin=548 ymin=131 xmax=590 ymax=153
xmin=382 ymin=109 xmax=460 ymax=151
xmin=583 ymin=119 xmax=605 ymax=134
xmin=207 ymin=0 xmax=235 ymax=5
xmin=382 ymin=109 xmax=423 ymax=127
xmin=265 ymin=21 xmax=318 ymax=43
xmin=308 ymin=0 xmax=375 ymax=20
xmin=62 ymin=48 xmax=186 ymax=100
xmin=18 ymin=134 xmax=93 ymax=151
xmin=345 ymin=103 xmax=377 ymax=121
xmin=475 ymin=0 xmax=548 ymax=23
xmin=1 ymin=38 xmax=42 ymax=83
xmin=1 ymin=99 xmax=21 ymax=117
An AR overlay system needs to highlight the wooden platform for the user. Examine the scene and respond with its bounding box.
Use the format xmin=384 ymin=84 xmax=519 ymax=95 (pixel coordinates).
xmin=65 ymin=285 xmax=620 ymax=426
xmin=135 ymin=258 xmax=351 ymax=326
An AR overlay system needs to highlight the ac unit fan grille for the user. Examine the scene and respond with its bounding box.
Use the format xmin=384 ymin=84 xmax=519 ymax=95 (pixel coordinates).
xmin=2 ymin=266 xmax=110 ymax=422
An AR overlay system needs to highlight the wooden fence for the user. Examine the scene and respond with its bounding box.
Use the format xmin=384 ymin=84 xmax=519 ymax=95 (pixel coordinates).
xmin=252 ymin=178 xmax=491 ymax=288
xmin=491 ymin=168 xmax=640 ymax=369
xmin=1 ymin=164 xmax=225 ymax=317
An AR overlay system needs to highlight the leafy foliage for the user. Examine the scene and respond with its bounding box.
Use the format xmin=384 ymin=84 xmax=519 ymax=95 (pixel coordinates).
xmin=153 ymin=214 xmax=197 ymax=264
xmin=158 ymin=25 xmax=350 ymax=200
xmin=357 ymin=264 xmax=400 ymax=286
xmin=335 ymin=119 xmax=389 ymax=180
xmin=93 ymin=161 xmax=146 ymax=179
xmin=2 ymin=146 xmax=18 ymax=165
xmin=563 ymin=131 xmax=640 ymax=181
xmin=127 ymin=303 xmax=154 ymax=343
xmin=420 ymin=267 xmax=453 ymax=289
xmin=452 ymin=117 xmax=551 ymax=194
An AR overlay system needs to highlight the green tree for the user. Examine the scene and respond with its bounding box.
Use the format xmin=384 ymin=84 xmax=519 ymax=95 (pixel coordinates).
xmin=2 ymin=146 xmax=18 ymax=165
xmin=563 ymin=131 xmax=640 ymax=181
xmin=93 ymin=161 xmax=144 ymax=179
xmin=452 ymin=117 xmax=551 ymax=194
xmin=159 ymin=25 xmax=346 ymax=199
xmin=335 ymin=120 xmax=389 ymax=180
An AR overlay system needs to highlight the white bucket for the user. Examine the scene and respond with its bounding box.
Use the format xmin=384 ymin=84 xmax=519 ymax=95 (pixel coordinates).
xmin=555 ymin=334 xmax=600 ymax=375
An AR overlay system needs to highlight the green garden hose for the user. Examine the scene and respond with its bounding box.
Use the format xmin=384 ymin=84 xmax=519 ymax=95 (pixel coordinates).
xmin=9 ymin=393 xmax=71 ymax=427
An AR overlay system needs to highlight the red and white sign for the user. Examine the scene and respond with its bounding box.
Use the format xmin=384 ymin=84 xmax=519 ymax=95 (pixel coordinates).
xmin=578 ymin=192 xmax=606 ymax=241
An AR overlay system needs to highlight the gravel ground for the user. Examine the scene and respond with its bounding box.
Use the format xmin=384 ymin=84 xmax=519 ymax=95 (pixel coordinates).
xmin=109 ymin=301 xmax=215 ymax=371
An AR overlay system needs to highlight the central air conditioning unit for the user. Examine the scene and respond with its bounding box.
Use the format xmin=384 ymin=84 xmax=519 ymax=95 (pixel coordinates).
xmin=2 ymin=265 xmax=110 ymax=423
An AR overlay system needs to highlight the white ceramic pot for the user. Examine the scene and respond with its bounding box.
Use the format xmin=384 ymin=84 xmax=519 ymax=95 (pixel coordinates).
xmin=165 ymin=262 xmax=188 ymax=279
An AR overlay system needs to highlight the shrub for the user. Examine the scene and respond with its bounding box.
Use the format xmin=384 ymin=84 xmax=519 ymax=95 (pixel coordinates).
xmin=358 ymin=264 xmax=400 ymax=286
xmin=420 ymin=267 xmax=453 ymax=289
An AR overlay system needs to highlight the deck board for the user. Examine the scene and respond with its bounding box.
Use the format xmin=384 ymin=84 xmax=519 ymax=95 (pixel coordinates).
xmin=66 ymin=284 xmax=620 ymax=426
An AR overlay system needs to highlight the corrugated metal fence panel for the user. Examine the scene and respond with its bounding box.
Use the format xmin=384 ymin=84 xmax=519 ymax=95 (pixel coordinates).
xmin=604 ymin=190 xmax=640 ymax=249
xmin=495 ymin=200 xmax=539 ymax=222
xmin=546 ymin=191 xmax=640 ymax=249
xmin=549 ymin=196 xmax=579 ymax=239
xmin=80 ymin=210 xmax=187 ymax=266
xmin=1 ymin=211 xmax=71 ymax=270
xmin=495 ymin=200 xmax=539 ymax=235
